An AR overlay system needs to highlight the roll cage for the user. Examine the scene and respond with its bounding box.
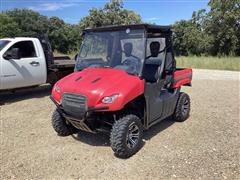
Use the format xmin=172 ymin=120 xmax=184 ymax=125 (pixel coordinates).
xmin=79 ymin=24 xmax=176 ymax=79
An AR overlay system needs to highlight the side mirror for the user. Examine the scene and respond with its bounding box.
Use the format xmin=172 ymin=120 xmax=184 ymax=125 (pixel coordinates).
xmin=74 ymin=53 xmax=78 ymax=61
xmin=3 ymin=48 xmax=21 ymax=60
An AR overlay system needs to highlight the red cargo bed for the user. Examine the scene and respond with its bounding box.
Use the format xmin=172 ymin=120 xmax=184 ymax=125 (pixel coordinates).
xmin=172 ymin=68 xmax=192 ymax=88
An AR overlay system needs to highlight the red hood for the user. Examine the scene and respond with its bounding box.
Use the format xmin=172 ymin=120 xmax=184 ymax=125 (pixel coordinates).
xmin=52 ymin=68 xmax=144 ymax=111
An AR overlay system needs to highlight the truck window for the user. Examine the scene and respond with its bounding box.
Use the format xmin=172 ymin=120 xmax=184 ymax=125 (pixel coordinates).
xmin=0 ymin=40 xmax=10 ymax=51
xmin=6 ymin=41 xmax=37 ymax=58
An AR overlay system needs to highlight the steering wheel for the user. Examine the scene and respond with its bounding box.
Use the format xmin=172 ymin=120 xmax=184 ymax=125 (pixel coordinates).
xmin=122 ymin=57 xmax=141 ymax=74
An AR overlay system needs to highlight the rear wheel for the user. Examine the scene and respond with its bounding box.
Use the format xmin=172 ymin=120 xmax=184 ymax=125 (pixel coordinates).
xmin=110 ymin=114 xmax=143 ymax=158
xmin=173 ymin=92 xmax=190 ymax=122
xmin=52 ymin=108 xmax=78 ymax=136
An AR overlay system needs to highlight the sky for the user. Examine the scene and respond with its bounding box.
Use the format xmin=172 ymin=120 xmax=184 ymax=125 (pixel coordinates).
xmin=0 ymin=0 xmax=209 ymax=25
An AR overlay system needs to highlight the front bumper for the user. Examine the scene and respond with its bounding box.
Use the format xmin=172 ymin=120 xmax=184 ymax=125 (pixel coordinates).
xmin=50 ymin=96 xmax=108 ymax=133
xmin=50 ymin=95 xmax=109 ymax=112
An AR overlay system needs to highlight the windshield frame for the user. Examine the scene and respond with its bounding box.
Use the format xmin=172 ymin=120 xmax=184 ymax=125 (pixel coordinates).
xmin=76 ymin=28 xmax=147 ymax=76
xmin=140 ymin=29 xmax=147 ymax=78
xmin=76 ymin=28 xmax=169 ymax=79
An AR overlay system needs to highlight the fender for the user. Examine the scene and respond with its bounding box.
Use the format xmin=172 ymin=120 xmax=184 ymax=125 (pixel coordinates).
xmin=94 ymin=76 xmax=145 ymax=111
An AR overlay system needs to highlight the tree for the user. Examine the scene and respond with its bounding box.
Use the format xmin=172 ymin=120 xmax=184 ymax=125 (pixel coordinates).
xmin=79 ymin=0 xmax=141 ymax=29
xmin=0 ymin=10 xmax=81 ymax=53
xmin=1 ymin=0 xmax=239 ymax=56
xmin=173 ymin=20 xmax=190 ymax=56
xmin=206 ymin=0 xmax=240 ymax=55
xmin=173 ymin=10 xmax=211 ymax=56
xmin=48 ymin=16 xmax=68 ymax=52
xmin=173 ymin=0 xmax=240 ymax=56
xmin=48 ymin=17 xmax=82 ymax=53
xmin=6 ymin=9 xmax=50 ymax=37
xmin=0 ymin=1 xmax=141 ymax=54
xmin=0 ymin=13 xmax=22 ymax=38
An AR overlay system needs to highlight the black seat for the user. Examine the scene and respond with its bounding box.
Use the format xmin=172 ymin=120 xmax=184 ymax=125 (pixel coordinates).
xmin=144 ymin=60 xmax=162 ymax=82
xmin=143 ymin=41 xmax=162 ymax=82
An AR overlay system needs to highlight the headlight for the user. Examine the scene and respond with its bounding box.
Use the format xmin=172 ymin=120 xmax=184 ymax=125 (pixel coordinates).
xmin=54 ymin=84 xmax=61 ymax=93
xmin=102 ymin=94 xmax=118 ymax=104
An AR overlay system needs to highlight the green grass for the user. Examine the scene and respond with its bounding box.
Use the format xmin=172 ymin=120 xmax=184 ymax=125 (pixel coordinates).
xmin=54 ymin=51 xmax=240 ymax=71
xmin=54 ymin=51 xmax=77 ymax=59
xmin=176 ymin=56 xmax=240 ymax=71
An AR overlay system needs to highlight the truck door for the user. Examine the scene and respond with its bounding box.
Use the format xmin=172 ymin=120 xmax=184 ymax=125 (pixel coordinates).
xmin=1 ymin=40 xmax=45 ymax=90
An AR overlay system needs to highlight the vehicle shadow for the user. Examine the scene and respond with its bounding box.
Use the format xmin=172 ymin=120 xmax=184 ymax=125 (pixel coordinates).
xmin=71 ymin=117 xmax=175 ymax=147
xmin=143 ymin=117 xmax=175 ymax=140
xmin=72 ymin=131 xmax=110 ymax=146
xmin=0 ymin=85 xmax=52 ymax=105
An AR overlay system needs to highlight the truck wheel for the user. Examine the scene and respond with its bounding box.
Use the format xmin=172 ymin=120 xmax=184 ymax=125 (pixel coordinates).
xmin=52 ymin=108 xmax=77 ymax=136
xmin=173 ymin=92 xmax=190 ymax=122
xmin=110 ymin=114 xmax=143 ymax=158
xmin=48 ymin=72 xmax=58 ymax=87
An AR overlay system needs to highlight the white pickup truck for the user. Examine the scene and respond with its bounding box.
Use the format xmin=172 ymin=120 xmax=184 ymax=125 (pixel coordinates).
xmin=0 ymin=37 xmax=75 ymax=90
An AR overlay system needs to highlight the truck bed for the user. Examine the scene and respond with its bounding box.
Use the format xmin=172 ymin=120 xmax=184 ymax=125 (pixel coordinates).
xmin=47 ymin=59 xmax=75 ymax=84
xmin=52 ymin=59 xmax=75 ymax=68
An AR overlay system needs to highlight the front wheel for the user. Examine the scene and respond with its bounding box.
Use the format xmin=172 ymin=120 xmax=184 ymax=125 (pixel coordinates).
xmin=173 ymin=92 xmax=190 ymax=122
xmin=52 ymin=108 xmax=78 ymax=136
xmin=110 ymin=114 xmax=143 ymax=158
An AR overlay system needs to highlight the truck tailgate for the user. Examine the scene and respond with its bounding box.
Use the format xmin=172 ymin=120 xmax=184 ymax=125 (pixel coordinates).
xmin=172 ymin=68 xmax=192 ymax=88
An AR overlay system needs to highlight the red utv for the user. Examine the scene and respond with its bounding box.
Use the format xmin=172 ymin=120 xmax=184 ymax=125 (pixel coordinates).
xmin=50 ymin=24 xmax=192 ymax=158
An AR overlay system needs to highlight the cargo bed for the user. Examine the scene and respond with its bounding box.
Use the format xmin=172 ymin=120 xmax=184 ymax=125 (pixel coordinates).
xmin=172 ymin=68 xmax=192 ymax=88
xmin=53 ymin=59 xmax=75 ymax=68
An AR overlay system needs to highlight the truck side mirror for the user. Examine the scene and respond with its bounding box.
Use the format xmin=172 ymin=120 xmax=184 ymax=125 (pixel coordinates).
xmin=74 ymin=53 xmax=78 ymax=61
xmin=3 ymin=48 xmax=21 ymax=60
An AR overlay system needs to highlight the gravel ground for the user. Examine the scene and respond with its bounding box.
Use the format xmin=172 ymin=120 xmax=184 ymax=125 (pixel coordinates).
xmin=0 ymin=69 xmax=239 ymax=179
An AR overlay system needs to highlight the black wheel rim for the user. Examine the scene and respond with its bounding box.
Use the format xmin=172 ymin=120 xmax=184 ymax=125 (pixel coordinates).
xmin=181 ymin=97 xmax=189 ymax=116
xmin=126 ymin=122 xmax=139 ymax=149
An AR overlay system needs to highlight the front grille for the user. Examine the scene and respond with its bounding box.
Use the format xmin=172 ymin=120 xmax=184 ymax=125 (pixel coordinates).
xmin=62 ymin=93 xmax=87 ymax=118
